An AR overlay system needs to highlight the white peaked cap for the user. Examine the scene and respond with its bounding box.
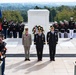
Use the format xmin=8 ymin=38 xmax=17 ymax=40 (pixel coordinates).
xmin=24 ymin=26 xmax=28 ymax=29
xmin=60 ymin=21 xmax=62 ymax=23
xmin=54 ymin=21 xmax=57 ymax=24
xmin=64 ymin=20 xmax=66 ymax=22
xmin=70 ymin=17 xmax=73 ymax=20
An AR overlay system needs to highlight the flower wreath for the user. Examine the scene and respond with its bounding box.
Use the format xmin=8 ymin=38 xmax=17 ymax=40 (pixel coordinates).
xmin=32 ymin=25 xmax=44 ymax=34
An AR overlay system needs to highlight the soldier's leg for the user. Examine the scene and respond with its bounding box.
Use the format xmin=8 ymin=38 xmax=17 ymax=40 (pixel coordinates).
xmin=49 ymin=45 xmax=52 ymax=60
xmin=13 ymin=31 xmax=16 ymax=38
xmin=36 ymin=46 xmax=40 ymax=60
xmin=15 ymin=32 xmax=17 ymax=38
xmin=3 ymin=29 xmax=6 ymax=39
xmin=2 ymin=58 xmax=5 ymax=75
xmin=20 ymin=32 xmax=22 ymax=38
xmin=19 ymin=32 xmax=20 ymax=38
xmin=19 ymin=32 xmax=22 ymax=38
xmin=52 ymin=45 xmax=56 ymax=60
xmin=13 ymin=31 xmax=14 ymax=38
xmin=71 ymin=30 xmax=74 ymax=38
xmin=40 ymin=46 xmax=43 ymax=60
xmin=70 ymin=30 xmax=72 ymax=38
xmin=5 ymin=29 xmax=7 ymax=39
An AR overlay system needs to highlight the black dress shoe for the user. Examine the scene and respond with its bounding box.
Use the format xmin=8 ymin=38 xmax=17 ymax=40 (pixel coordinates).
xmin=38 ymin=59 xmax=40 ymax=61
xmin=52 ymin=59 xmax=55 ymax=61
xmin=27 ymin=59 xmax=30 ymax=61
xmin=50 ymin=59 xmax=52 ymax=61
xmin=24 ymin=59 xmax=27 ymax=61
xmin=39 ymin=59 xmax=42 ymax=61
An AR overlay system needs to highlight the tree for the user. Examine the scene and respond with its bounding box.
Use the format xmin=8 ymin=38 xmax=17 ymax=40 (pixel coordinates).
xmin=20 ymin=11 xmax=28 ymax=22
xmin=73 ymin=6 xmax=76 ymax=21
xmin=54 ymin=9 xmax=74 ymax=22
xmin=2 ymin=10 xmax=23 ymax=22
xmin=34 ymin=6 xmax=41 ymax=9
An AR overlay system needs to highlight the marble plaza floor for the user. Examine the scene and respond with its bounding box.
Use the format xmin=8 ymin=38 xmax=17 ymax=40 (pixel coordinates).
xmin=4 ymin=38 xmax=76 ymax=75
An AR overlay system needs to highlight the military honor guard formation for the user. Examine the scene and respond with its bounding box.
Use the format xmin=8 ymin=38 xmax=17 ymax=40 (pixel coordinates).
xmin=0 ymin=17 xmax=76 ymax=39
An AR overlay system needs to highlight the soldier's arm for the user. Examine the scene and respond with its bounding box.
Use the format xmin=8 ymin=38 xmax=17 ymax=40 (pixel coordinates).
xmin=34 ymin=34 xmax=36 ymax=45
xmin=43 ymin=34 xmax=46 ymax=44
xmin=56 ymin=32 xmax=58 ymax=44
xmin=47 ymin=32 xmax=49 ymax=44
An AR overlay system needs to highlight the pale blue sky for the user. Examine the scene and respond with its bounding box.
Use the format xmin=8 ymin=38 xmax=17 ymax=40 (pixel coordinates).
xmin=0 ymin=0 xmax=76 ymax=3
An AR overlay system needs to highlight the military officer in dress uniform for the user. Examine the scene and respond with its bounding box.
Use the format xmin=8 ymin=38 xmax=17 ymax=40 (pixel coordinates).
xmin=7 ymin=20 xmax=13 ymax=38
xmin=2 ymin=17 xmax=8 ymax=39
xmin=47 ymin=26 xmax=58 ymax=61
xmin=19 ymin=22 xmax=24 ymax=38
xmin=12 ymin=22 xmax=17 ymax=38
xmin=64 ymin=20 xmax=69 ymax=38
xmin=53 ymin=21 xmax=59 ymax=32
xmin=34 ymin=26 xmax=45 ymax=61
xmin=69 ymin=17 xmax=75 ymax=39
xmin=59 ymin=21 xmax=65 ymax=38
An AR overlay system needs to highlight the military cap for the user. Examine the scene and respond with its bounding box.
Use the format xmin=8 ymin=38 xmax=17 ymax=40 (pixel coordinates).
xmin=54 ymin=21 xmax=57 ymax=24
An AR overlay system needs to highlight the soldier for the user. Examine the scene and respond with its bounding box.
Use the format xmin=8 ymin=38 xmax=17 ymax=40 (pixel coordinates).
xmin=2 ymin=17 xmax=8 ymax=39
xmin=74 ymin=22 xmax=76 ymax=37
xmin=0 ymin=34 xmax=7 ymax=75
xmin=69 ymin=17 xmax=75 ymax=39
xmin=12 ymin=22 xmax=17 ymax=38
xmin=64 ymin=20 xmax=69 ymax=38
xmin=7 ymin=20 xmax=13 ymax=38
xmin=59 ymin=21 xmax=65 ymax=38
xmin=34 ymin=26 xmax=45 ymax=61
xmin=22 ymin=26 xmax=32 ymax=61
xmin=47 ymin=26 xmax=58 ymax=61
xmin=53 ymin=21 xmax=59 ymax=32
xmin=19 ymin=22 xmax=24 ymax=38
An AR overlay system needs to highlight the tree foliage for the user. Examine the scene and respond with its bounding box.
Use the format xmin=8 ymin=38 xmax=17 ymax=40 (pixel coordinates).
xmin=1 ymin=5 xmax=76 ymax=22
xmin=2 ymin=10 xmax=23 ymax=22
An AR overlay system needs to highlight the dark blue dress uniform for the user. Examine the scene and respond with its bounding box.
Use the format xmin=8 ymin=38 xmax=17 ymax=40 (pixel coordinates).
xmin=34 ymin=33 xmax=45 ymax=61
xmin=2 ymin=20 xmax=8 ymax=39
xmin=47 ymin=31 xmax=58 ymax=61
xmin=12 ymin=23 xmax=17 ymax=38
xmin=0 ymin=41 xmax=7 ymax=75
xmin=69 ymin=20 xmax=75 ymax=30
xmin=7 ymin=21 xmax=13 ymax=38
xmin=19 ymin=24 xmax=24 ymax=38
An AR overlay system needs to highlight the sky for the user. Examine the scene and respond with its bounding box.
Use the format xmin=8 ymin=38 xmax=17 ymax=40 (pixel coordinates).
xmin=0 ymin=0 xmax=76 ymax=3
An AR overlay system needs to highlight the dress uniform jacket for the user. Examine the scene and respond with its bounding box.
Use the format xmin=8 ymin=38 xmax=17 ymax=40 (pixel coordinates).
xmin=2 ymin=21 xmax=8 ymax=29
xmin=47 ymin=31 xmax=58 ymax=45
xmin=69 ymin=20 xmax=75 ymax=29
xmin=34 ymin=33 xmax=45 ymax=46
